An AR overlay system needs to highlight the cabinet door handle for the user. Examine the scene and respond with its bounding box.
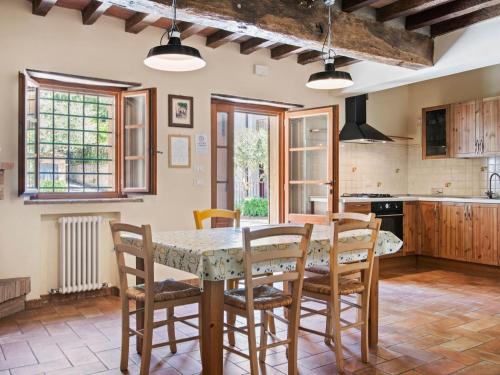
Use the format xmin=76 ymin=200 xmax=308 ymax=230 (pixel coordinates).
xmin=482 ymin=139 xmax=485 ymax=153
xmin=474 ymin=139 xmax=478 ymax=154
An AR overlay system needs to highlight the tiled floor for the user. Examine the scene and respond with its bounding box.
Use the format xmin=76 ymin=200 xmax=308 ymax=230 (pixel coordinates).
xmin=1 ymin=267 xmax=500 ymax=374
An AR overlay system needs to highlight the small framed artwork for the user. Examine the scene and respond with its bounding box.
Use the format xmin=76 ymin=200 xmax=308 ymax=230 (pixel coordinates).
xmin=168 ymin=134 xmax=191 ymax=168
xmin=169 ymin=95 xmax=193 ymax=128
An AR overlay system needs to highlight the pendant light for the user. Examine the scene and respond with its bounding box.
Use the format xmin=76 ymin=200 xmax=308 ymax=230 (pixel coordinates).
xmin=306 ymin=0 xmax=353 ymax=90
xmin=144 ymin=0 xmax=206 ymax=72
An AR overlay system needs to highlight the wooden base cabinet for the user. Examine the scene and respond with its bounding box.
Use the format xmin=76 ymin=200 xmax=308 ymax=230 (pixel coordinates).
xmin=403 ymin=202 xmax=419 ymax=255
xmin=439 ymin=203 xmax=470 ymax=261
xmin=418 ymin=201 xmax=440 ymax=257
xmin=470 ymin=204 xmax=498 ymax=265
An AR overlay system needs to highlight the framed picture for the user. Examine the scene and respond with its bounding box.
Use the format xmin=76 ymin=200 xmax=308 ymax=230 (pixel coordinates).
xmin=168 ymin=135 xmax=191 ymax=168
xmin=169 ymin=95 xmax=193 ymax=128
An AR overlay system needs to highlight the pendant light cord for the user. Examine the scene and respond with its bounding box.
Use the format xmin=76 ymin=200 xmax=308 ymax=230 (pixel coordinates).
xmin=160 ymin=0 xmax=179 ymax=45
xmin=322 ymin=2 xmax=336 ymax=62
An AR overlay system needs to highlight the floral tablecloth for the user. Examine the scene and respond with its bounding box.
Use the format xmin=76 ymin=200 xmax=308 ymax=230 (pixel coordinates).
xmin=123 ymin=225 xmax=402 ymax=283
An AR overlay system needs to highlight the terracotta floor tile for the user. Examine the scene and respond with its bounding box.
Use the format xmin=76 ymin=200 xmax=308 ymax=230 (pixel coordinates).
xmin=438 ymin=337 xmax=483 ymax=352
xmin=413 ymin=358 xmax=465 ymax=375
xmin=453 ymin=360 xmax=500 ymax=375
xmin=375 ymin=355 xmax=425 ymax=375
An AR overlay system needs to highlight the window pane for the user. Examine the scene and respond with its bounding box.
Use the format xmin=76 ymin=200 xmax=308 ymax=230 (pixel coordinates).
xmin=35 ymin=88 xmax=116 ymax=193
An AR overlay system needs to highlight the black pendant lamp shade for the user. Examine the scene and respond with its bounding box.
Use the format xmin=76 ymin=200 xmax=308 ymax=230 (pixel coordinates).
xmin=306 ymin=61 xmax=353 ymax=90
xmin=144 ymin=1 xmax=206 ymax=72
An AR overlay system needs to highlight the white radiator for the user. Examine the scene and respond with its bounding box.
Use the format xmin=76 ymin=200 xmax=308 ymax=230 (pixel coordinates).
xmin=58 ymin=216 xmax=102 ymax=294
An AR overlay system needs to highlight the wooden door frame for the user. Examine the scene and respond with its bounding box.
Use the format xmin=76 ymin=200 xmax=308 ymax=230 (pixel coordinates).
xmin=284 ymin=105 xmax=339 ymax=223
xmin=211 ymin=100 xmax=286 ymax=222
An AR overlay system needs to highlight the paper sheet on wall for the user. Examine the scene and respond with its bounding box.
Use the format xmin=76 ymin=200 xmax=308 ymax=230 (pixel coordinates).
xmin=195 ymin=134 xmax=209 ymax=154
xmin=170 ymin=137 xmax=190 ymax=166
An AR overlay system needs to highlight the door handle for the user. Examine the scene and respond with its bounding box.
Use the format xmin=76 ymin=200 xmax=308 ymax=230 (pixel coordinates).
xmin=481 ymin=139 xmax=485 ymax=153
xmin=475 ymin=139 xmax=478 ymax=154
xmin=322 ymin=180 xmax=335 ymax=186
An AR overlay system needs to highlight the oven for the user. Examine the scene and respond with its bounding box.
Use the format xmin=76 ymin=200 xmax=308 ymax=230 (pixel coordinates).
xmin=371 ymin=201 xmax=403 ymax=241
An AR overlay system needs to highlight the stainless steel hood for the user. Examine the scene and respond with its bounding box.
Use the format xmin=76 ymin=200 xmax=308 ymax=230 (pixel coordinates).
xmin=340 ymin=94 xmax=393 ymax=143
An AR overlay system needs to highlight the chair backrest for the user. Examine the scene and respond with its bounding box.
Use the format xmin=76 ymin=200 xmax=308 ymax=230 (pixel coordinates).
xmin=241 ymin=224 xmax=313 ymax=308
xmin=193 ymin=208 xmax=241 ymax=229
xmin=329 ymin=212 xmax=381 ymax=294
xmin=110 ymin=221 xmax=154 ymax=300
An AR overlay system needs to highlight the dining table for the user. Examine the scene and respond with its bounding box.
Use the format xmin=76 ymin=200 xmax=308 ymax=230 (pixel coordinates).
xmin=124 ymin=224 xmax=403 ymax=375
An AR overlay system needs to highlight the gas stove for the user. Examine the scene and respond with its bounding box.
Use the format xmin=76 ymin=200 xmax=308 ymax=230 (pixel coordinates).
xmin=341 ymin=193 xmax=394 ymax=198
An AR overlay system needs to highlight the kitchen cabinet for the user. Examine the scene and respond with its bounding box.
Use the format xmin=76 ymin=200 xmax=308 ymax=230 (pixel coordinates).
xmin=418 ymin=201 xmax=440 ymax=257
xmin=483 ymin=96 xmax=500 ymax=154
xmin=403 ymin=202 xmax=418 ymax=255
xmin=439 ymin=203 xmax=470 ymax=261
xmin=470 ymin=204 xmax=498 ymax=265
xmin=422 ymin=105 xmax=450 ymax=159
xmin=342 ymin=202 xmax=371 ymax=214
xmin=451 ymin=100 xmax=479 ymax=157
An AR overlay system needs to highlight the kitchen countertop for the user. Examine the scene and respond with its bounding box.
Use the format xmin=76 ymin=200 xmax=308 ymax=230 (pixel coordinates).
xmin=340 ymin=195 xmax=500 ymax=204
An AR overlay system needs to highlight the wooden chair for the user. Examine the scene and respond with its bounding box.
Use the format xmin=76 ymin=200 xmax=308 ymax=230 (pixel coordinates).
xmin=193 ymin=208 xmax=241 ymax=230
xmin=110 ymin=222 xmax=202 ymax=375
xmin=297 ymin=213 xmax=381 ymax=373
xmin=223 ymin=224 xmax=313 ymax=375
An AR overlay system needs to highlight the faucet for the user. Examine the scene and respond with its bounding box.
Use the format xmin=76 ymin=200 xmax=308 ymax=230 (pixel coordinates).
xmin=486 ymin=172 xmax=500 ymax=199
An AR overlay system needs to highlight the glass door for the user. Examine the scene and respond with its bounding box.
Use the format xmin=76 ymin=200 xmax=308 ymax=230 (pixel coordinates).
xmin=285 ymin=106 xmax=338 ymax=223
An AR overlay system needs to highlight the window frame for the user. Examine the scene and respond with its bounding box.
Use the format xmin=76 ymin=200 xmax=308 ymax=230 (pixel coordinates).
xmin=18 ymin=71 xmax=157 ymax=199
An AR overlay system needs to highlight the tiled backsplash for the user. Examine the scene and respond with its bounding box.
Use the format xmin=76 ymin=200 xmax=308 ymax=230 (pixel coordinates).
xmin=340 ymin=143 xmax=500 ymax=197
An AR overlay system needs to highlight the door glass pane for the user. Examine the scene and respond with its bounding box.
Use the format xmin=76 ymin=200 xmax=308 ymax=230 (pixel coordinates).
xmin=289 ymin=184 xmax=328 ymax=215
xmin=217 ymin=113 xmax=228 ymax=146
xmin=217 ymin=182 xmax=227 ymax=209
xmin=123 ymin=93 xmax=148 ymax=190
xmin=289 ymin=149 xmax=327 ymax=181
xmin=289 ymin=114 xmax=328 ymax=148
xmin=425 ymin=109 xmax=447 ymax=156
xmin=217 ymin=148 xmax=227 ymax=181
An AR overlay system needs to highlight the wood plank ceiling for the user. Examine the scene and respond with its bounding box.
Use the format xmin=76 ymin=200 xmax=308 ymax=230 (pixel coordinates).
xmin=30 ymin=0 xmax=500 ymax=70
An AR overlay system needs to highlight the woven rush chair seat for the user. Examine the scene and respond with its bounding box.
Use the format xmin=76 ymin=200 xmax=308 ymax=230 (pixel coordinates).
xmin=303 ymin=275 xmax=365 ymax=295
xmin=127 ymin=280 xmax=201 ymax=302
xmin=305 ymin=265 xmax=330 ymax=275
xmin=224 ymin=285 xmax=293 ymax=310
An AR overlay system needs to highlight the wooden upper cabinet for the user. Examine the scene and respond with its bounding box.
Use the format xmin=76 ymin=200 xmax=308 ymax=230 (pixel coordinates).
xmin=451 ymin=100 xmax=479 ymax=157
xmin=439 ymin=202 xmax=470 ymax=261
xmin=418 ymin=201 xmax=440 ymax=257
xmin=482 ymin=97 xmax=500 ymax=154
xmin=403 ymin=202 xmax=418 ymax=255
xmin=470 ymin=204 xmax=498 ymax=265
xmin=422 ymin=105 xmax=450 ymax=159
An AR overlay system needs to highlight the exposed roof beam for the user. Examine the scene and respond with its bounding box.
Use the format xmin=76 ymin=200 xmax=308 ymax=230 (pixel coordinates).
xmin=342 ymin=0 xmax=379 ymax=12
xmin=297 ymin=51 xmax=323 ymax=65
xmin=240 ymin=38 xmax=274 ymax=55
xmin=206 ymin=30 xmax=240 ymax=48
xmin=177 ymin=22 xmax=206 ymax=40
xmin=431 ymin=3 xmax=500 ymax=36
xmin=406 ymin=0 xmax=500 ymax=30
xmin=96 ymin=0 xmax=433 ymax=69
xmin=82 ymin=0 xmax=112 ymax=25
xmin=32 ymin=0 xmax=57 ymax=16
xmin=270 ymin=45 xmax=304 ymax=60
xmin=125 ymin=12 xmax=162 ymax=34
xmin=377 ymin=0 xmax=451 ymax=22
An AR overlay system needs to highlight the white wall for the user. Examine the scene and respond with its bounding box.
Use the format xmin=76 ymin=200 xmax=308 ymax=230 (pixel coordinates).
xmin=0 ymin=0 xmax=336 ymax=300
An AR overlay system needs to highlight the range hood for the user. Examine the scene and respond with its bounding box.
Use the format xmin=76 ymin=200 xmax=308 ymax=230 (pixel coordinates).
xmin=340 ymin=94 xmax=393 ymax=143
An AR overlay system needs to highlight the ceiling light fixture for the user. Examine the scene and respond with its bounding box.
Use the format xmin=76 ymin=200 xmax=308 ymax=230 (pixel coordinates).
xmin=144 ymin=0 xmax=206 ymax=72
xmin=306 ymin=0 xmax=353 ymax=90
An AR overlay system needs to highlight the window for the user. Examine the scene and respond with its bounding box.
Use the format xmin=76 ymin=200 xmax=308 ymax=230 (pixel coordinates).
xmin=19 ymin=70 xmax=157 ymax=198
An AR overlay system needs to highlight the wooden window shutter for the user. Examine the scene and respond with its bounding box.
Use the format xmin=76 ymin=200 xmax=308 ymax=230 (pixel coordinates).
xmin=121 ymin=88 xmax=157 ymax=194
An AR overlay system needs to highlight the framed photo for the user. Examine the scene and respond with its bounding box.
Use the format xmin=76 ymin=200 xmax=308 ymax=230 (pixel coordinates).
xmin=169 ymin=95 xmax=193 ymax=128
xmin=168 ymin=135 xmax=191 ymax=168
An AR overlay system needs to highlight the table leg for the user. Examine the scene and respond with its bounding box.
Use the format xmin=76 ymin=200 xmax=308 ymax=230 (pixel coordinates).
xmin=369 ymin=257 xmax=379 ymax=348
xmin=201 ymin=280 xmax=225 ymax=375
xmin=136 ymin=257 xmax=144 ymax=354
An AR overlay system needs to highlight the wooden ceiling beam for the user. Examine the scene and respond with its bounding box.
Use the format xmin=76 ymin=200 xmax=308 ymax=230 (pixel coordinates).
xmin=240 ymin=38 xmax=274 ymax=55
xmin=177 ymin=22 xmax=206 ymax=40
xmin=342 ymin=0 xmax=379 ymax=12
xmin=377 ymin=0 xmax=451 ymax=22
xmin=32 ymin=0 xmax=57 ymax=16
xmin=93 ymin=0 xmax=433 ymax=69
xmin=334 ymin=56 xmax=359 ymax=68
xmin=431 ymin=3 xmax=500 ymax=36
xmin=271 ymin=45 xmax=304 ymax=60
xmin=82 ymin=0 xmax=112 ymax=25
xmin=297 ymin=51 xmax=323 ymax=65
xmin=206 ymin=30 xmax=240 ymax=48
xmin=406 ymin=0 xmax=500 ymax=30
xmin=125 ymin=12 xmax=162 ymax=34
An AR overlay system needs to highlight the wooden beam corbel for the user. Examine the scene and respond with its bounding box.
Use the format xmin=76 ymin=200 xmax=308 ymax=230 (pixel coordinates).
xmin=206 ymin=30 xmax=240 ymax=48
xmin=334 ymin=56 xmax=359 ymax=68
xmin=82 ymin=0 xmax=112 ymax=25
xmin=125 ymin=12 xmax=162 ymax=34
xmin=240 ymin=38 xmax=274 ymax=55
xmin=177 ymin=22 xmax=206 ymax=40
xmin=297 ymin=51 xmax=323 ymax=65
xmin=32 ymin=0 xmax=57 ymax=16
xmin=270 ymin=45 xmax=304 ymax=60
